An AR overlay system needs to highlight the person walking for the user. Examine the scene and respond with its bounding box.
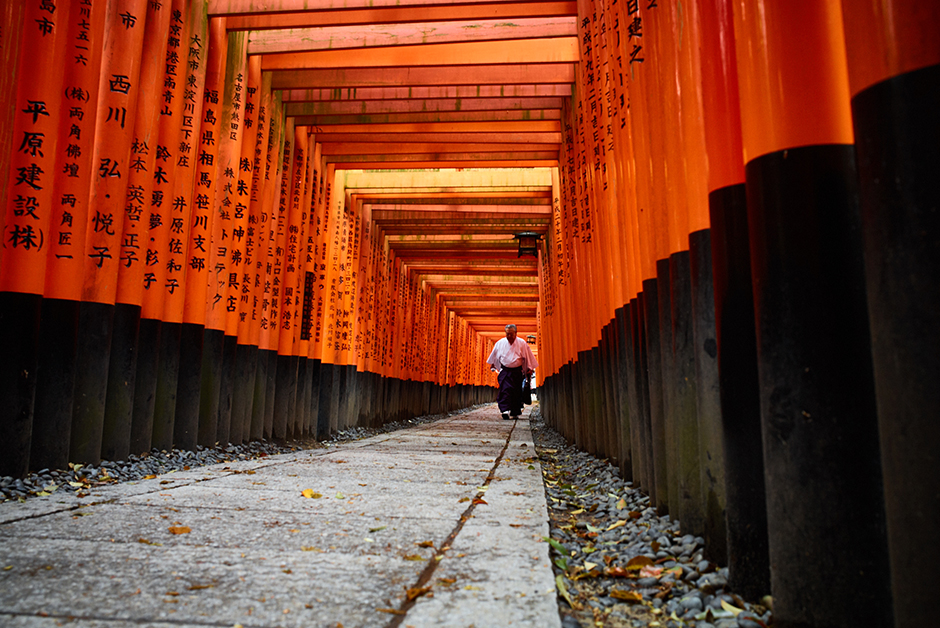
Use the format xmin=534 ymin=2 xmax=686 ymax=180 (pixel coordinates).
xmin=486 ymin=324 xmax=538 ymax=420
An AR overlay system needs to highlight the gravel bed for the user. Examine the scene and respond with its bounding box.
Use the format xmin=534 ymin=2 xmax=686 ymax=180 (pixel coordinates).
xmin=0 ymin=404 xmax=485 ymax=503
xmin=529 ymin=405 xmax=774 ymax=628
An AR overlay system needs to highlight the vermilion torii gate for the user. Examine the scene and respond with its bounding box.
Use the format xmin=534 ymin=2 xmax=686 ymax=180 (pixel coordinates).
xmin=1 ymin=1 xmax=937 ymax=627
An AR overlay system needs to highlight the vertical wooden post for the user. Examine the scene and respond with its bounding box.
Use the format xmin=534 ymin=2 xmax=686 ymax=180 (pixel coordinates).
xmin=0 ymin=0 xmax=72 ymax=477
xmin=134 ymin=0 xmax=190 ymax=454
xmin=699 ymin=0 xmax=768 ymax=593
xmin=734 ymin=1 xmax=892 ymax=624
xmin=30 ymin=0 xmax=107 ymax=472
xmin=841 ymin=3 xmax=940 ymax=623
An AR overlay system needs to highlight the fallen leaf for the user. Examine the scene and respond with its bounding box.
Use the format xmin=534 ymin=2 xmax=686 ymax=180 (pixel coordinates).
xmin=437 ymin=577 xmax=456 ymax=585
xmin=376 ymin=608 xmax=405 ymax=615
xmin=570 ymin=508 xmax=585 ymax=515
xmin=472 ymin=498 xmax=487 ymax=505
xmin=464 ymin=585 xmax=481 ymax=591
xmin=616 ymin=498 xmax=627 ymax=510
xmin=584 ymin=561 xmax=598 ymax=571
xmin=543 ymin=537 xmax=568 ymax=555
xmin=555 ymin=574 xmax=577 ymax=609
xmin=166 ymin=591 xmax=180 ymax=596
xmin=335 ymin=493 xmax=345 ymax=499
xmin=606 ymin=520 xmax=626 ymax=531
xmin=301 ymin=489 xmax=321 ymax=499
xmin=137 ymin=538 xmax=162 ymax=546
xmin=721 ymin=600 xmax=745 ymax=616
xmin=610 ymin=589 xmax=643 ymax=603
xmin=639 ymin=566 xmax=664 ymax=578
xmin=405 ymin=586 xmax=432 ymax=601
xmin=628 ymin=511 xmax=642 ymax=519
xmin=415 ymin=540 xmax=434 ymax=548
xmin=369 ymin=526 xmax=387 ymax=533
xmin=69 ymin=481 xmax=84 ymax=488
xmin=168 ymin=526 xmax=191 ymax=535
xmin=458 ymin=497 xmax=470 ymax=503
xmin=300 ymin=546 xmax=322 ymax=552
xmin=3 ymin=566 xmax=12 ymax=571
xmin=626 ymin=555 xmax=654 ymax=570
xmin=651 ymin=541 xmax=661 ymax=552
xmin=403 ymin=554 xmax=425 ymax=561
xmin=143 ymin=474 xmax=157 ymax=480
xmin=188 ymin=584 xmax=214 ymax=590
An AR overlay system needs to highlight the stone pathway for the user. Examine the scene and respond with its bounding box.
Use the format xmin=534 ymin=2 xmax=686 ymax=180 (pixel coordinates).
xmin=0 ymin=405 xmax=559 ymax=628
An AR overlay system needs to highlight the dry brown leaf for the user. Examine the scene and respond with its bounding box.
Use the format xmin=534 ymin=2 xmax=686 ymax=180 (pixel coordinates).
xmin=168 ymin=526 xmax=191 ymax=535
xmin=610 ymin=589 xmax=643 ymax=603
xmin=472 ymin=498 xmax=488 ymax=505
xmin=415 ymin=541 xmax=434 ymax=548
xmin=458 ymin=497 xmax=470 ymax=503
xmin=376 ymin=608 xmax=405 ymax=615
xmin=188 ymin=584 xmax=214 ymax=590
xmin=143 ymin=475 xmax=157 ymax=480
xmin=405 ymin=585 xmax=433 ymax=601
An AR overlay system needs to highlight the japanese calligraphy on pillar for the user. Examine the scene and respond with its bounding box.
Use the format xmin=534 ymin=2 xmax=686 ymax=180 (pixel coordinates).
xmin=45 ymin=0 xmax=105 ymax=301
xmin=140 ymin=0 xmax=188 ymax=321
xmin=82 ymin=0 xmax=148 ymax=304
xmin=228 ymin=51 xmax=259 ymax=340
xmin=115 ymin=0 xmax=171 ymax=307
xmin=181 ymin=16 xmax=226 ymax=325
xmin=162 ymin=0 xmax=207 ymax=322
xmin=0 ymin=0 xmax=71 ymax=295
xmin=205 ymin=30 xmax=247 ymax=334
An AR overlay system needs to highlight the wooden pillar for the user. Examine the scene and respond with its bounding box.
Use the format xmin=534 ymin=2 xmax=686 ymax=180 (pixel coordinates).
xmin=733 ymin=1 xmax=892 ymax=625
xmin=841 ymin=3 xmax=940 ymax=624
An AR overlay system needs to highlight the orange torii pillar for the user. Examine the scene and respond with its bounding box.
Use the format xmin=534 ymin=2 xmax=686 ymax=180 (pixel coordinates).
xmin=733 ymin=1 xmax=892 ymax=626
xmin=132 ymin=0 xmax=191 ymax=455
xmin=151 ymin=0 xmax=208 ymax=451
xmin=200 ymin=29 xmax=247 ymax=448
xmin=841 ymin=3 xmax=940 ymax=623
xmin=101 ymin=0 xmax=173 ymax=463
xmin=71 ymin=0 xmax=149 ymax=465
xmin=0 ymin=0 xmax=72 ymax=477
xmin=28 ymin=0 xmax=106 ymax=473
xmin=228 ymin=54 xmax=264 ymax=445
xmin=699 ymin=0 xmax=769 ymax=599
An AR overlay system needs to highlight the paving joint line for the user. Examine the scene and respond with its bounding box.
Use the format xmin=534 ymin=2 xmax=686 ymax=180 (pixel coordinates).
xmin=384 ymin=416 xmax=519 ymax=628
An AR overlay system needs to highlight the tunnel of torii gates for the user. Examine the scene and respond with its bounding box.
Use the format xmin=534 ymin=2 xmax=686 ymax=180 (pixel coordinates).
xmin=0 ymin=0 xmax=937 ymax=625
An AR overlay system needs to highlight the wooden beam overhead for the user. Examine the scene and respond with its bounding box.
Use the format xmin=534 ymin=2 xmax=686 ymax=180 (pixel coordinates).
xmin=281 ymin=87 xmax=570 ymax=102
xmin=320 ymin=142 xmax=558 ymax=155
xmin=260 ymin=38 xmax=579 ymax=70
xmin=268 ymin=64 xmax=575 ymax=90
xmin=329 ymin=158 xmax=559 ymax=169
xmin=308 ymin=120 xmax=560 ymax=134
xmin=314 ymin=132 xmax=561 ymax=144
xmin=292 ymin=110 xmax=562 ymax=127
xmin=247 ymin=17 xmax=577 ymax=54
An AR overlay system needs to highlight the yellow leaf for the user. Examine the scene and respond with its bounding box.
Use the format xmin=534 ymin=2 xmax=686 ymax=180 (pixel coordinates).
xmin=458 ymin=497 xmax=470 ymax=503
xmin=335 ymin=493 xmax=345 ymax=499
xmin=570 ymin=509 xmax=584 ymax=515
xmin=584 ymin=561 xmax=598 ymax=571
xmin=472 ymin=498 xmax=488 ymax=505
xmin=616 ymin=498 xmax=627 ymax=510
xmin=721 ymin=600 xmax=744 ymax=616
xmin=403 ymin=554 xmax=425 ymax=561
xmin=610 ymin=589 xmax=643 ymax=603
xmin=143 ymin=475 xmax=156 ymax=480
xmin=3 ymin=566 xmax=12 ymax=571
xmin=168 ymin=526 xmax=191 ymax=535
xmin=300 ymin=546 xmax=321 ymax=552
xmin=625 ymin=555 xmax=654 ymax=570
xmin=369 ymin=526 xmax=387 ymax=533
xmin=406 ymin=586 xmax=432 ymax=601
xmin=606 ymin=520 xmax=626 ymax=531
xmin=137 ymin=538 xmax=162 ymax=546
xmin=376 ymin=608 xmax=405 ymax=615
xmin=301 ymin=489 xmax=321 ymax=499
xmin=464 ymin=585 xmax=481 ymax=591
xmin=69 ymin=481 xmax=84 ymax=488
xmin=415 ymin=540 xmax=434 ymax=548
xmin=438 ymin=577 xmax=456 ymax=585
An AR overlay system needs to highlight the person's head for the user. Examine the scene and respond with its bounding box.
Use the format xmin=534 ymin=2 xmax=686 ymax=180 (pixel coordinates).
xmin=505 ymin=324 xmax=517 ymax=343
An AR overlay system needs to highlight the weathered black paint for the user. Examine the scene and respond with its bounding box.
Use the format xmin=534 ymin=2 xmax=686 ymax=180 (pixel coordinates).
xmin=173 ymin=323 xmax=204 ymax=451
xmin=101 ymin=303 xmax=141 ymax=462
xmin=642 ymin=278 xmax=669 ymax=514
xmin=746 ymin=143 xmax=892 ymax=628
xmin=656 ymin=259 xmax=679 ymax=519
xmin=708 ymin=182 xmax=769 ymax=597
xmin=31 ymin=298 xmax=79 ymax=471
xmin=853 ymin=63 xmax=940 ymax=627
xmin=196 ymin=329 xmax=223 ymax=448
xmin=151 ymin=322 xmax=181 ymax=451
xmin=0 ymin=292 xmax=42 ymax=477
xmin=70 ymin=301 xmax=114 ymax=464
xmin=130 ymin=318 xmax=161 ymax=454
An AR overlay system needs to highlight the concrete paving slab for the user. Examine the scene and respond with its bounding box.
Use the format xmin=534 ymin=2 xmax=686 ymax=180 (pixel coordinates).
xmin=0 ymin=405 xmax=560 ymax=628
